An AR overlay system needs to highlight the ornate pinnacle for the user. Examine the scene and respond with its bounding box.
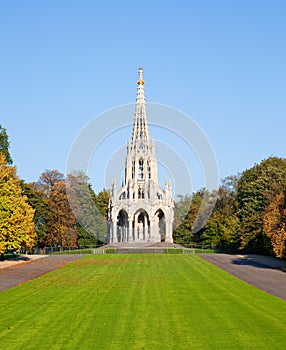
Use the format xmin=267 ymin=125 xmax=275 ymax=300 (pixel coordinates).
xmin=137 ymin=66 xmax=144 ymax=85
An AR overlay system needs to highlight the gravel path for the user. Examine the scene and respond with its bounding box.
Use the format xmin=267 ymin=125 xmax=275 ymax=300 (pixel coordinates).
xmin=199 ymin=254 xmax=286 ymax=301
xmin=0 ymin=254 xmax=85 ymax=292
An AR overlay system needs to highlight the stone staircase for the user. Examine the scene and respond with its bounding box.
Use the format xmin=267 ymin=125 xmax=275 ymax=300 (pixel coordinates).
xmin=102 ymin=241 xmax=186 ymax=254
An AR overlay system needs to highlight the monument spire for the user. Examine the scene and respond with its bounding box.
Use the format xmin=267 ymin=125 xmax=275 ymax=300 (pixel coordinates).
xmin=108 ymin=68 xmax=174 ymax=244
xmin=131 ymin=67 xmax=151 ymax=150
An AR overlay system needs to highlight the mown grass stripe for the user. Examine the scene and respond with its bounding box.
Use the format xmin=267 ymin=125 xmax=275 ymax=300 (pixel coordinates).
xmin=0 ymin=255 xmax=285 ymax=349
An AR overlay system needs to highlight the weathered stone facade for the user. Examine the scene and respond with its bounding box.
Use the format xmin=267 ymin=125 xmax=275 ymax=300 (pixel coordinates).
xmin=108 ymin=68 xmax=174 ymax=243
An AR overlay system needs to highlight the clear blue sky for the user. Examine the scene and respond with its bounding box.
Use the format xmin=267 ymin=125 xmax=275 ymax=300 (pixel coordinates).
xmin=1 ymin=0 xmax=285 ymax=194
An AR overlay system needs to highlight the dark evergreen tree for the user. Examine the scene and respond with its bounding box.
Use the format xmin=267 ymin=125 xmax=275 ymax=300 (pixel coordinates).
xmin=0 ymin=125 xmax=13 ymax=165
xmin=20 ymin=180 xmax=54 ymax=248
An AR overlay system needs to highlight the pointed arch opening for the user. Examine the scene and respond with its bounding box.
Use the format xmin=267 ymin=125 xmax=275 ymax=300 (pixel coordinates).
xmin=138 ymin=158 xmax=144 ymax=179
xmin=155 ymin=209 xmax=166 ymax=242
xmin=117 ymin=209 xmax=128 ymax=242
xmin=134 ymin=209 xmax=149 ymax=241
xmin=147 ymin=160 xmax=151 ymax=179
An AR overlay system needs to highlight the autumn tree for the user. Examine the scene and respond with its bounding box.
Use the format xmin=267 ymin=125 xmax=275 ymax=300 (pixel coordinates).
xmin=263 ymin=191 xmax=286 ymax=259
xmin=0 ymin=125 xmax=13 ymax=165
xmin=236 ymin=157 xmax=286 ymax=254
xmin=37 ymin=170 xmax=77 ymax=248
xmin=0 ymin=154 xmax=36 ymax=255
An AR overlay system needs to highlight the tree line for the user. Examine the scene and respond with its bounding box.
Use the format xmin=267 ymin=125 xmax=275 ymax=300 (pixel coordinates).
xmin=0 ymin=125 xmax=108 ymax=256
xmin=173 ymin=156 xmax=286 ymax=259
xmin=0 ymin=124 xmax=285 ymax=259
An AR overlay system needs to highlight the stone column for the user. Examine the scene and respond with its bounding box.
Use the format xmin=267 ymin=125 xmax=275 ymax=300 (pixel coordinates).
xmin=144 ymin=215 xmax=148 ymax=241
xmin=134 ymin=213 xmax=139 ymax=241
xmin=165 ymin=221 xmax=173 ymax=243
xmin=128 ymin=217 xmax=133 ymax=241
xmin=149 ymin=217 xmax=154 ymax=242
xmin=112 ymin=220 xmax=118 ymax=243
xmin=151 ymin=215 xmax=160 ymax=242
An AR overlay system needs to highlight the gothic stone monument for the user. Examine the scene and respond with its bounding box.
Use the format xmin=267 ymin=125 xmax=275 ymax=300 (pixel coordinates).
xmin=108 ymin=67 xmax=174 ymax=244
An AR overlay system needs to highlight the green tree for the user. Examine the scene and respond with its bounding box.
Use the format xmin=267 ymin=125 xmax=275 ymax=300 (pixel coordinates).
xmin=203 ymin=175 xmax=240 ymax=251
xmin=96 ymin=189 xmax=109 ymax=219
xmin=0 ymin=154 xmax=36 ymax=255
xmin=215 ymin=175 xmax=239 ymax=217
xmin=0 ymin=125 xmax=13 ymax=165
xmin=203 ymin=213 xmax=239 ymax=251
xmin=67 ymin=171 xmax=108 ymax=245
xmin=173 ymin=193 xmax=194 ymax=246
xmin=173 ymin=190 xmax=208 ymax=246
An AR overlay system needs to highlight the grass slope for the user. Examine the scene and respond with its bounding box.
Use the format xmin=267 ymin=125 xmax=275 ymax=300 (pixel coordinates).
xmin=0 ymin=255 xmax=285 ymax=349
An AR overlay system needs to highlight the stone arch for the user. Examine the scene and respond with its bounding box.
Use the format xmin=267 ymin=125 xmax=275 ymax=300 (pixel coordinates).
xmin=133 ymin=208 xmax=149 ymax=241
xmin=154 ymin=209 xmax=166 ymax=242
xmin=117 ymin=209 xmax=128 ymax=242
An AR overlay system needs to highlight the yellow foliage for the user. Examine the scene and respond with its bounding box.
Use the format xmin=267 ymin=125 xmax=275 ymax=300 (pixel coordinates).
xmin=0 ymin=154 xmax=36 ymax=254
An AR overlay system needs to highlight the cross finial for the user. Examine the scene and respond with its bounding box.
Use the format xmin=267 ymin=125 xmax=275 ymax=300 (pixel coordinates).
xmin=137 ymin=66 xmax=144 ymax=85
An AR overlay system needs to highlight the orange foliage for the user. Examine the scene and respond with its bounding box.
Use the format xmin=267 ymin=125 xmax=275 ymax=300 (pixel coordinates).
xmin=263 ymin=192 xmax=286 ymax=259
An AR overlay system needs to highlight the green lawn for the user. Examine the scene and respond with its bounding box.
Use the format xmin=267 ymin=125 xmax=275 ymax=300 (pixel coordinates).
xmin=0 ymin=255 xmax=285 ymax=349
